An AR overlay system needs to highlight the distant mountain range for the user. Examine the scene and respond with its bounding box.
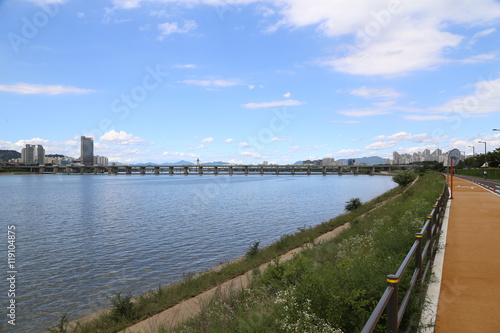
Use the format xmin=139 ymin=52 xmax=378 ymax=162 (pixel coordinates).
xmin=0 ymin=150 xmax=21 ymax=162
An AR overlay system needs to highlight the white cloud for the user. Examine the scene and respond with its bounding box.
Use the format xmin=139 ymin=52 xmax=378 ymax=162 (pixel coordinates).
xmin=430 ymin=78 xmax=500 ymax=116
xmin=244 ymin=99 xmax=304 ymax=109
xmin=174 ymin=64 xmax=196 ymax=69
xmin=372 ymin=131 xmax=440 ymax=144
xmin=271 ymin=137 xmax=291 ymax=142
xmin=469 ymin=28 xmax=496 ymax=45
xmin=200 ymin=137 xmax=214 ymax=143
xmin=248 ymin=85 xmax=255 ymax=90
xmin=0 ymin=83 xmax=95 ymax=95
xmin=15 ymin=138 xmax=50 ymax=146
xmin=351 ymin=86 xmax=403 ymax=99
xmin=100 ymin=130 xmax=146 ymax=145
xmin=238 ymin=142 xmax=249 ymax=147
xmin=404 ymin=115 xmax=448 ymax=121
xmin=158 ymin=20 xmax=197 ymax=40
xmin=26 ymin=0 xmax=66 ymax=4
xmin=182 ymin=79 xmax=241 ymax=87
xmin=224 ymin=138 xmax=235 ymax=144
xmin=240 ymin=151 xmax=265 ymax=158
xmin=337 ymin=108 xmax=391 ymax=117
xmin=365 ymin=141 xmax=397 ymax=150
xmin=458 ymin=53 xmax=496 ymax=64
xmin=162 ymin=151 xmax=199 ymax=158
xmin=150 ymin=9 xmax=170 ymax=18
xmin=328 ymin=120 xmax=360 ymax=124
xmin=77 ymin=12 xmax=85 ymax=18
xmin=283 ymin=92 xmax=291 ymax=98
xmin=337 ymin=149 xmax=363 ymax=156
xmin=327 ymin=21 xmax=463 ymax=76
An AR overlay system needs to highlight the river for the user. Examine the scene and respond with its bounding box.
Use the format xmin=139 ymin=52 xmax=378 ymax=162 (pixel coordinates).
xmin=0 ymin=174 xmax=397 ymax=332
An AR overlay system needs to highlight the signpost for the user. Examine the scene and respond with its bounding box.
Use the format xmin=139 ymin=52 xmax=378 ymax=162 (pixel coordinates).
xmin=448 ymin=149 xmax=461 ymax=199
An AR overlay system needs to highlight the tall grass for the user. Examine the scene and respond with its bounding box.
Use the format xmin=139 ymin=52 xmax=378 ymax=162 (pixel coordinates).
xmin=169 ymin=172 xmax=445 ymax=333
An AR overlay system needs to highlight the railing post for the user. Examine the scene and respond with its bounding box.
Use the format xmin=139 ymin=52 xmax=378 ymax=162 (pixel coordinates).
xmin=386 ymin=274 xmax=399 ymax=333
xmin=426 ymin=214 xmax=433 ymax=258
xmin=415 ymin=233 xmax=423 ymax=285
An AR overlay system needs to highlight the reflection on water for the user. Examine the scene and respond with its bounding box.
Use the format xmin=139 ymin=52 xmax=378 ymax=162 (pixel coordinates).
xmin=0 ymin=174 xmax=396 ymax=332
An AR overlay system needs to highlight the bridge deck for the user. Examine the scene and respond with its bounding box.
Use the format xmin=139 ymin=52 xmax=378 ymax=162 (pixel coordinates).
xmin=435 ymin=177 xmax=500 ymax=332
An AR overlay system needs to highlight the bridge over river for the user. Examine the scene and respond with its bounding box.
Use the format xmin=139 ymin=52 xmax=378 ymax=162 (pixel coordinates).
xmin=4 ymin=164 xmax=413 ymax=175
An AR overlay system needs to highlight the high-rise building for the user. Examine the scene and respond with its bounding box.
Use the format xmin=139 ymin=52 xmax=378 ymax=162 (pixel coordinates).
xmin=36 ymin=145 xmax=45 ymax=164
xmin=93 ymin=155 xmax=108 ymax=166
xmin=21 ymin=144 xmax=35 ymax=163
xmin=80 ymin=136 xmax=94 ymax=166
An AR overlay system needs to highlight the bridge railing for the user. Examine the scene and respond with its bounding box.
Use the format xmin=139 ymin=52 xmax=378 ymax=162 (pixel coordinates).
xmin=361 ymin=184 xmax=449 ymax=333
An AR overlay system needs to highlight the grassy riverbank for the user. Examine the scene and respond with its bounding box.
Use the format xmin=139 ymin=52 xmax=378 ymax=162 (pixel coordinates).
xmin=52 ymin=172 xmax=444 ymax=333
xmin=163 ymin=172 xmax=445 ymax=333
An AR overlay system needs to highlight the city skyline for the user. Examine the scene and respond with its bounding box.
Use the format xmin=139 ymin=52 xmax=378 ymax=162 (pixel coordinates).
xmin=1 ymin=1 xmax=500 ymax=164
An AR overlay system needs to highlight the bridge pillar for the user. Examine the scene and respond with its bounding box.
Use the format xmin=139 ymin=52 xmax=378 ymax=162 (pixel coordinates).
xmin=94 ymin=167 xmax=98 ymax=175
xmin=354 ymin=167 xmax=359 ymax=175
xmin=169 ymin=166 xmax=174 ymax=175
xmin=388 ymin=165 xmax=392 ymax=172
xmin=39 ymin=167 xmax=45 ymax=174
xmin=53 ymin=167 xmax=58 ymax=174
xmin=244 ymin=166 xmax=249 ymax=175
xmin=276 ymin=167 xmax=280 ymax=175
xmin=322 ymin=166 xmax=327 ymax=175
xmin=154 ymin=166 xmax=160 ymax=175
xmin=307 ymin=166 xmax=311 ymax=175
xmin=198 ymin=166 xmax=203 ymax=175
xmin=372 ymin=166 xmax=375 ymax=174
xmin=66 ymin=167 xmax=70 ymax=175
xmin=214 ymin=166 xmax=218 ymax=175
xmin=126 ymin=167 xmax=132 ymax=175
xmin=338 ymin=167 xmax=343 ymax=175
xmin=229 ymin=166 xmax=233 ymax=175
xmin=291 ymin=167 xmax=295 ymax=175
xmin=140 ymin=167 xmax=146 ymax=175
xmin=184 ymin=166 xmax=189 ymax=175
xmin=80 ymin=167 xmax=84 ymax=175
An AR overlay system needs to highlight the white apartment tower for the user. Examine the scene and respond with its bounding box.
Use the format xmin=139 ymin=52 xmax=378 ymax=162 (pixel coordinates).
xmin=21 ymin=144 xmax=35 ymax=163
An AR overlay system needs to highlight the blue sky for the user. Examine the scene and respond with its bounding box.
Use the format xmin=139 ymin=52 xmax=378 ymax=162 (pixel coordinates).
xmin=1 ymin=0 xmax=500 ymax=164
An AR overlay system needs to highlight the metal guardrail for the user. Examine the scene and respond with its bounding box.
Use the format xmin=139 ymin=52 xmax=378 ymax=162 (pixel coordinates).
xmin=361 ymin=184 xmax=449 ymax=333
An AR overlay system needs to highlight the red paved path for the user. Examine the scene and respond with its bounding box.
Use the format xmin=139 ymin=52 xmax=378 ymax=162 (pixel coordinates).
xmin=435 ymin=177 xmax=500 ymax=332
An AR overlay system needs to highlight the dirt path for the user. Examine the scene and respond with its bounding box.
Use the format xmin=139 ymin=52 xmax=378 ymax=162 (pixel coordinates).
xmin=119 ymin=223 xmax=351 ymax=333
xmin=435 ymin=177 xmax=500 ymax=332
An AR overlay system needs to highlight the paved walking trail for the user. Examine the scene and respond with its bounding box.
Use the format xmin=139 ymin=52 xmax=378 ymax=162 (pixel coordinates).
xmin=434 ymin=177 xmax=500 ymax=332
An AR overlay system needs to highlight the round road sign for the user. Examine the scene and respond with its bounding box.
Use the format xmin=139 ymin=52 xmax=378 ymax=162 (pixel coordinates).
xmin=448 ymin=148 xmax=461 ymax=167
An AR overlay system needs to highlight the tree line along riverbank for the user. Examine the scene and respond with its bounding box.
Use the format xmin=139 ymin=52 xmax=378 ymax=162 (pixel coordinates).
xmin=50 ymin=171 xmax=443 ymax=333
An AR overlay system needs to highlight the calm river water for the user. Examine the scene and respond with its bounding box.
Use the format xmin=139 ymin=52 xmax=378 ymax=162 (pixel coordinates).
xmin=0 ymin=174 xmax=397 ymax=332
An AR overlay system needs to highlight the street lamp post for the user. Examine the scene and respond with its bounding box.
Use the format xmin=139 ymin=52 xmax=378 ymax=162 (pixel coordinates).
xmin=468 ymin=145 xmax=475 ymax=167
xmin=478 ymin=141 xmax=487 ymax=167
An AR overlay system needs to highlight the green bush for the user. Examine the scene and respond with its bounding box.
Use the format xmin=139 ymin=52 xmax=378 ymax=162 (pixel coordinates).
xmin=392 ymin=171 xmax=417 ymax=187
xmin=246 ymin=241 xmax=261 ymax=258
xmin=110 ymin=293 xmax=136 ymax=321
xmin=345 ymin=198 xmax=362 ymax=211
